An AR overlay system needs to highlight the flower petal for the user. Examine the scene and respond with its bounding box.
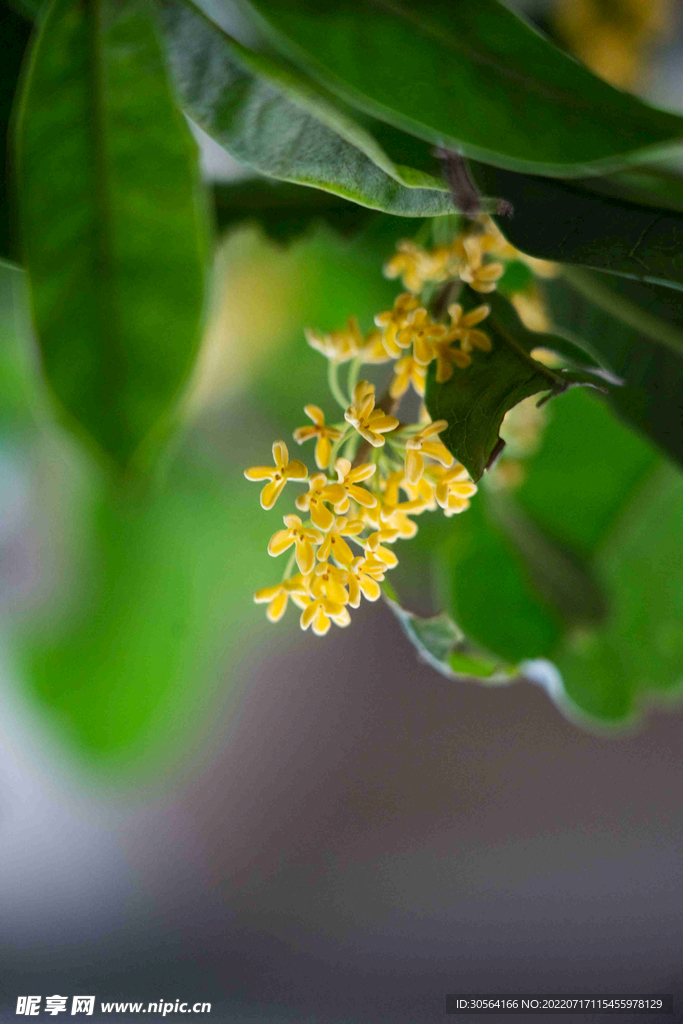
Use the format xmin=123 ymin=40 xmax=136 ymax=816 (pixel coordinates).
xmin=268 ymin=529 xmax=294 ymax=557
xmin=267 ymin=592 xmax=288 ymax=622
xmin=261 ymin=478 xmax=286 ymax=510
xmin=244 ymin=466 xmax=274 ymax=481
xmin=272 ymin=441 xmax=289 ymax=469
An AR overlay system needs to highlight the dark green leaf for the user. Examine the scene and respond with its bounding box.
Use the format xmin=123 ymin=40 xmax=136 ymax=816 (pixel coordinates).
xmin=15 ymin=0 xmax=209 ymax=471
xmin=425 ymin=291 xmax=605 ymax=481
xmin=239 ymin=0 xmax=683 ymax=176
xmin=471 ymin=161 xmax=683 ymax=292
xmin=543 ymin=270 xmax=683 ymax=470
xmin=212 ymin=178 xmax=377 ymax=243
xmin=157 ymin=0 xmax=485 ymax=217
xmin=486 ymin=289 xmax=614 ymax=379
xmin=583 ymin=167 xmax=683 ymax=214
xmin=487 ymin=492 xmax=608 ymax=629
xmin=438 ymin=494 xmax=563 ymax=663
xmin=556 ymin=462 xmax=683 ymax=723
xmin=0 ymin=3 xmax=31 ymax=264
xmin=384 ymin=594 xmax=507 ymax=680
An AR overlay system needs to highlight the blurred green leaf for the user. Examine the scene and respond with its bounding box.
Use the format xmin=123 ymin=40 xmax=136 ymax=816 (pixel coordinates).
xmin=425 ymin=291 xmax=604 ymax=481
xmin=0 ymin=2 xmax=31 ymax=265
xmin=487 ymin=492 xmax=608 ymax=629
xmin=212 ymin=179 xmax=378 ymax=243
xmin=471 ymin=162 xmax=683 ymax=292
xmin=582 ymin=167 xmax=683 ymax=214
xmin=486 ymin=289 xmax=612 ymax=379
xmin=439 ymin=494 xmax=563 ymax=663
xmin=239 ymin=0 xmax=683 ymax=177
xmin=556 ymin=462 xmax=683 ymax=722
xmin=158 ymin=0 xmax=485 ymax=217
xmin=543 ymin=270 xmax=683 ymax=470
xmin=15 ymin=0 xmax=209 ymax=471
xmin=19 ymin=455 xmax=272 ymax=765
xmin=384 ymin=594 xmax=507 ymax=680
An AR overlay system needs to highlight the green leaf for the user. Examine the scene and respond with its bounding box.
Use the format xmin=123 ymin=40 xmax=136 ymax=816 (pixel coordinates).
xmin=486 ymin=492 xmax=608 ymax=629
xmin=239 ymin=0 xmax=683 ymax=177
xmin=212 ymin=178 xmax=377 ymax=243
xmin=425 ymin=291 xmax=605 ymax=481
xmin=0 ymin=3 xmax=31 ymax=265
xmin=486 ymin=289 xmax=614 ymax=380
xmin=471 ymin=161 xmax=683 ymax=292
xmin=438 ymin=493 xmax=563 ymax=663
xmin=543 ymin=270 xmax=683 ymax=470
xmin=157 ymin=0 xmax=487 ymax=218
xmin=15 ymin=0 xmax=209 ymax=471
xmin=383 ymin=594 xmax=508 ymax=680
xmin=556 ymin=461 xmax=683 ymax=723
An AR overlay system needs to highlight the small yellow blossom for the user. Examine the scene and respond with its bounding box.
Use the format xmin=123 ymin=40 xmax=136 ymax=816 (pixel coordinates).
xmin=344 ymin=381 xmax=399 ymax=447
xmin=317 ymin=516 xmax=365 ymax=566
xmin=299 ymin=594 xmax=351 ymax=635
xmin=447 ymin=303 xmax=492 ymax=354
xmin=364 ymin=527 xmax=399 ymax=568
xmin=305 ymin=316 xmax=363 ymax=363
xmin=311 ymin=561 xmax=349 ymax=604
xmin=374 ymin=293 xmax=420 ymax=357
xmin=347 ymin=555 xmax=386 ymax=607
xmin=431 ymin=338 xmax=472 ymax=382
xmin=295 ymin=472 xmax=347 ymax=531
xmin=404 ymin=419 xmax=452 ymax=485
xmin=429 ymin=464 xmax=478 ymax=516
xmin=389 ymin=354 xmax=427 ymax=398
xmin=383 ymin=240 xmax=433 ymax=293
xmin=398 ymin=308 xmax=448 ymax=365
xmin=360 ymin=328 xmax=392 ymax=364
xmin=254 ymin=574 xmax=310 ymax=623
xmin=244 ymin=441 xmax=308 ymax=510
xmin=293 ymin=405 xmax=343 ymax=470
xmin=268 ymin=514 xmax=324 ymax=575
xmin=460 ymin=258 xmax=505 ymax=294
xmin=511 ymin=289 xmax=552 ymax=333
xmin=332 ymin=457 xmax=378 ymax=512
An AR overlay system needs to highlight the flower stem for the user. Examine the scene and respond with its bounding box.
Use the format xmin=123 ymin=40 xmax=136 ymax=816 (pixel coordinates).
xmin=281 ymin=549 xmax=296 ymax=582
xmin=347 ymin=356 xmax=361 ymax=400
xmin=327 ymin=359 xmax=349 ymax=409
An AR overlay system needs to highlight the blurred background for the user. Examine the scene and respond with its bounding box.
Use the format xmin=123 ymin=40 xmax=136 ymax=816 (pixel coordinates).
xmin=2 ymin=1 xmax=683 ymax=1021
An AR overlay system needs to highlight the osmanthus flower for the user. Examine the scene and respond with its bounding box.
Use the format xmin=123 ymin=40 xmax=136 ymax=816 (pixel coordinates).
xmin=363 ymin=524 xmax=399 ymax=568
xmin=383 ymin=240 xmax=434 ymax=294
xmin=346 ymin=555 xmax=386 ymax=607
xmin=245 ymin=441 xmax=308 ymax=510
xmin=360 ymin=330 xmax=392 ymax=364
xmin=404 ymin=419 xmax=452 ymax=485
xmin=398 ymin=308 xmax=448 ymax=365
xmin=431 ymin=336 xmax=472 ymax=381
xmin=429 ymin=464 xmax=478 ymax=516
xmin=375 ymin=472 xmax=429 ymax=538
xmin=389 ymin=354 xmax=427 ymax=398
xmin=317 ymin=516 xmax=365 ymax=566
xmin=253 ymin=573 xmax=310 ymax=623
xmin=374 ymin=293 xmax=420 ymax=357
xmin=311 ymin=561 xmax=349 ymax=604
xmin=293 ymin=405 xmax=343 ymax=470
xmin=459 ymin=250 xmax=505 ymax=294
xmin=332 ymin=457 xmax=378 ymax=512
xmin=268 ymin=514 xmax=324 ymax=575
xmin=299 ymin=594 xmax=351 ymax=635
xmin=447 ymin=303 xmax=492 ymax=354
xmin=305 ymin=316 xmax=363 ymax=363
xmin=344 ymin=381 xmax=399 ymax=447
xmin=296 ymin=473 xmax=346 ymax=531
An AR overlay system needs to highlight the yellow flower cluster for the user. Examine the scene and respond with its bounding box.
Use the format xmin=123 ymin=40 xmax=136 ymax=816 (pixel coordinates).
xmin=246 ymin=217 xmax=553 ymax=634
